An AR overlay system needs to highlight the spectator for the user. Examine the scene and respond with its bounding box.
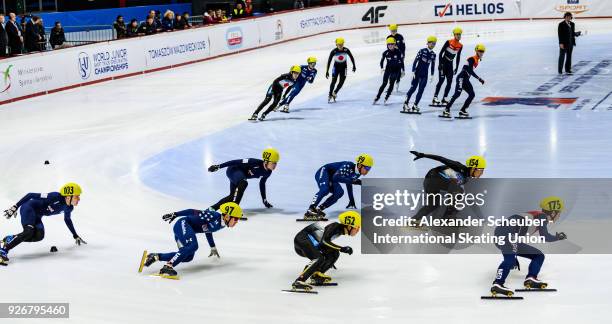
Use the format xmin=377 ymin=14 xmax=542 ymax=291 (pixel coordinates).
xmin=162 ymin=10 xmax=175 ymax=31
xmin=49 ymin=21 xmax=69 ymax=49
xmin=233 ymin=3 xmax=247 ymax=19
xmin=6 ymin=13 xmax=23 ymax=55
xmin=245 ymin=0 xmax=253 ymax=16
xmin=114 ymin=15 xmax=127 ymax=39
xmin=0 ymin=14 xmax=8 ymax=57
xmin=24 ymin=16 xmax=42 ymax=52
xmin=126 ymin=19 xmax=141 ymax=37
xmin=558 ymin=12 xmax=580 ymax=74
xmin=36 ymin=17 xmax=46 ymax=51
xmin=217 ymin=9 xmax=229 ymax=23
xmin=294 ymin=0 xmax=305 ymax=9
xmin=147 ymin=10 xmax=162 ymax=32
xmin=262 ymin=0 xmax=274 ymax=13
xmin=138 ymin=16 xmax=157 ymax=36
xmin=182 ymin=12 xmax=192 ymax=28
xmin=175 ymin=15 xmax=185 ymax=30
xmin=203 ymin=10 xmax=216 ymax=25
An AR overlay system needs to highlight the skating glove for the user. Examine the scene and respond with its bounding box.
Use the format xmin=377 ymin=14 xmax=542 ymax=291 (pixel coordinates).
xmin=208 ymin=165 xmax=220 ymax=172
xmin=74 ymin=235 xmax=87 ymax=246
xmin=556 ymin=232 xmax=567 ymax=240
xmin=346 ymin=201 xmax=357 ymax=209
xmin=208 ymin=247 xmax=220 ymax=258
xmin=410 ymin=151 xmax=425 ymax=161
xmin=263 ymin=199 xmax=273 ymax=208
xmin=340 ymin=246 xmax=353 ymax=255
xmin=478 ymin=78 xmax=485 ymax=85
xmin=162 ymin=213 xmax=178 ymax=223
xmin=325 ymin=71 xmax=329 ymax=79
xmin=352 ymin=66 xmax=356 ymax=73
xmin=3 ymin=205 xmax=17 ymax=219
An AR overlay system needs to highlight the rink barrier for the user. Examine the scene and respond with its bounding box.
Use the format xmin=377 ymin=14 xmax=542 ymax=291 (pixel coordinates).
xmin=1 ymin=0 xmax=611 ymax=106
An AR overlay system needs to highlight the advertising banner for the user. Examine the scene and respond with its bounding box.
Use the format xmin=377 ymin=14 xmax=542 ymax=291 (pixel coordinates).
xmin=141 ymin=29 xmax=211 ymax=69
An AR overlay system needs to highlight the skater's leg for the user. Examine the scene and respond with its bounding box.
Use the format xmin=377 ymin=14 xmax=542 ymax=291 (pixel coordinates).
xmin=168 ymin=219 xmax=199 ymax=268
xmin=494 ymin=252 xmax=518 ymax=285
xmin=253 ymin=95 xmax=273 ymax=115
xmin=210 ymin=169 xmax=248 ymax=210
xmin=414 ymin=76 xmax=428 ymax=105
xmin=405 ymin=76 xmax=419 ymax=103
xmin=517 ymin=244 xmax=545 ymax=279
xmin=445 ymin=77 xmax=463 ymax=112
xmin=460 ymin=80 xmax=475 ymax=112
xmin=442 ymin=64 xmax=454 ymax=99
xmin=319 ymin=182 xmax=344 ymax=210
xmin=284 ymin=83 xmax=304 ymax=105
xmin=309 ymin=167 xmax=331 ymax=209
xmin=434 ymin=66 xmax=446 ymax=97
xmin=4 ymin=205 xmax=39 ymax=251
xmin=334 ymin=68 xmax=347 ymax=94
xmin=385 ymin=72 xmax=399 ymax=99
xmin=319 ymin=249 xmax=340 ymax=274
xmin=262 ymin=92 xmax=283 ymax=115
xmin=329 ymin=67 xmax=338 ymax=96
xmin=376 ymin=71 xmax=390 ymax=100
xmin=294 ymin=234 xmax=321 ymax=260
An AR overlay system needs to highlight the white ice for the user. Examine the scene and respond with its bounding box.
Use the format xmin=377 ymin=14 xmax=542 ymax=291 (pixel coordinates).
xmin=1 ymin=19 xmax=612 ymax=324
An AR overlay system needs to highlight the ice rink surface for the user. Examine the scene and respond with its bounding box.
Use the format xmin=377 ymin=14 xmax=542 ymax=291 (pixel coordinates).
xmin=1 ymin=19 xmax=612 ymax=323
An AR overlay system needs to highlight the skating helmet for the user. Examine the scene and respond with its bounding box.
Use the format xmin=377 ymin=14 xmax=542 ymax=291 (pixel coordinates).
xmin=356 ymin=153 xmax=374 ymax=168
xmin=427 ymin=36 xmax=438 ymax=44
xmin=220 ymin=202 xmax=243 ymax=219
xmin=452 ymin=27 xmax=463 ymax=35
xmin=60 ymin=182 xmax=82 ymax=196
xmin=307 ymin=57 xmax=317 ymax=64
xmin=335 ymin=37 xmax=345 ymax=45
xmin=262 ymin=148 xmax=280 ymax=163
xmin=290 ymin=65 xmax=302 ymax=74
xmin=386 ymin=37 xmax=396 ymax=45
xmin=338 ymin=211 xmax=361 ymax=228
xmin=465 ymin=156 xmax=486 ymax=169
xmin=475 ymin=44 xmax=486 ymax=52
xmin=389 ymin=24 xmax=398 ymax=31
xmin=539 ymin=196 xmax=564 ymax=212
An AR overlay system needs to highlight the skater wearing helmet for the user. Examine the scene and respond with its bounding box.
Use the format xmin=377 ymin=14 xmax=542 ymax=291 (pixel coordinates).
xmin=374 ymin=37 xmax=404 ymax=105
xmin=325 ymin=37 xmax=356 ymax=103
xmin=432 ymin=27 xmax=464 ymax=107
xmin=1 ymin=183 xmax=86 ymax=265
xmin=250 ymin=66 xmax=302 ymax=121
xmin=440 ymin=44 xmax=486 ymax=119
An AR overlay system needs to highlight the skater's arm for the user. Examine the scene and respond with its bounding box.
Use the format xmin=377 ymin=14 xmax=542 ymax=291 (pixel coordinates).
xmin=15 ymin=193 xmax=42 ymax=207
xmin=380 ymin=50 xmax=386 ymax=69
xmin=326 ymin=49 xmax=334 ymax=74
xmin=218 ymin=158 xmax=257 ymax=168
xmin=174 ymin=209 xmax=200 ymax=217
xmin=438 ymin=41 xmax=448 ymax=65
xmin=308 ymin=69 xmax=317 ymax=83
xmin=259 ymin=174 xmax=269 ymax=201
xmin=431 ymin=53 xmax=436 ymax=76
xmin=455 ymin=46 xmax=462 ymax=72
xmin=536 ymin=216 xmax=558 ymax=242
xmin=63 ymin=209 xmax=78 ymax=237
xmin=346 ymin=183 xmax=355 ymax=204
xmin=466 ymin=57 xmax=482 ymax=80
xmin=420 ymin=153 xmax=467 ymax=172
xmin=205 ymin=232 xmax=216 ymax=248
xmin=411 ymin=50 xmax=421 ymax=72
xmin=347 ymin=49 xmax=356 ymax=70
xmin=321 ymin=223 xmax=343 ymax=250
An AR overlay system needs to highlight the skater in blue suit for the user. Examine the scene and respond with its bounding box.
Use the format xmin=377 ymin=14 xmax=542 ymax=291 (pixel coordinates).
xmin=278 ymin=57 xmax=318 ymax=113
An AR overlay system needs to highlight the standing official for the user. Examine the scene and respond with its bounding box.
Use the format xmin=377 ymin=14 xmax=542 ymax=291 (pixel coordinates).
xmin=558 ymin=12 xmax=581 ymax=74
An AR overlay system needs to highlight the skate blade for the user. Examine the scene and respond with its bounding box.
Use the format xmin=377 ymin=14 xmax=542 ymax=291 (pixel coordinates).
xmin=481 ymin=295 xmax=523 ymax=300
xmin=150 ymin=273 xmax=180 ymax=280
xmin=0 ymin=261 xmax=7 ymax=266
xmin=280 ymin=110 xmax=290 ymax=114
xmin=282 ymin=289 xmax=318 ymax=294
xmin=296 ymin=218 xmax=329 ymax=222
xmin=455 ymin=116 xmax=473 ymax=119
xmin=400 ymin=110 xmax=421 ymax=114
xmin=429 ymin=104 xmax=444 ymax=107
xmin=438 ymin=115 xmax=452 ymax=119
xmin=310 ymin=282 xmax=338 ymax=286
xmin=515 ymin=288 xmax=556 ymax=292
xmin=138 ymin=250 xmax=148 ymax=273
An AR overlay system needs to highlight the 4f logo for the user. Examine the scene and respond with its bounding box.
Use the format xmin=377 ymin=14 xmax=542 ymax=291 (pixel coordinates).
xmin=362 ymin=6 xmax=387 ymax=24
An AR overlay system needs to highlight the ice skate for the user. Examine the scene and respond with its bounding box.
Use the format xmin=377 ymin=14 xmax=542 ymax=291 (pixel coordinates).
xmin=248 ymin=113 xmax=258 ymax=121
xmin=457 ymin=110 xmax=471 ymax=119
xmin=310 ymin=271 xmax=333 ymax=285
xmin=523 ymin=277 xmax=547 ymax=289
xmin=439 ymin=110 xmax=452 ymax=119
xmin=490 ymin=283 xmax=514 ymax=297
xmin=258 ymin=113 xmax=267 ymax=121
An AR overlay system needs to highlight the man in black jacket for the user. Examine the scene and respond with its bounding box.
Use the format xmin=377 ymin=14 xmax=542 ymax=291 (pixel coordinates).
xmin=558 ymin=12 xmax=581 ymax=74
xmin=24 ymin=16 xmax=42 ymax=52
xmin=0 ymin=14 xmax=8 ymax=57
xmin=5 ymin=13 xmax=23 ymax=56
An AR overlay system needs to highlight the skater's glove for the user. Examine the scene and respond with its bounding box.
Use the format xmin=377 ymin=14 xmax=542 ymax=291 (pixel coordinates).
xmin=340 ymin=246 xmax=353 ymax=255
xmin=263 ymin=199 xmax=273 ymax=208
xmin=346 ymin=201 xmax=357 ymax=209
xmin=162 ymin=213 xmax=178 ymax=223
xmin=556 ymin=232 xmax=567 ymax=240
xmin=208 ymin=247 xmax=220 ymax=258
xmin=576 ymin=31 xmax=582 ymax=36
xmin=352 ymin=179 xmax=362 ymax=186
xmin=478 ymin=78 xmax=485 ymax=85
xmin=74 ymin=235 xmax=87 ymax=246
xmin=3 ymin=205 xmax=17 ymax=219
xmin=410 ymin=151 xmax=425 ymax=161
xmin=208 ymin=165 xmax=220 ymax=172
xmin=352 ymin=66 xmax=356 ymax=73
xmin=325 ymin=71 xmax=329 ymax=79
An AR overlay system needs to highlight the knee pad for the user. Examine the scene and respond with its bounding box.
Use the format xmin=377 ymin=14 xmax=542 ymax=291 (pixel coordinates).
xmin=21 ymin=225 xmax=36 ymax=242
xmin=32 ymin=228 xmax=45 ymax=242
